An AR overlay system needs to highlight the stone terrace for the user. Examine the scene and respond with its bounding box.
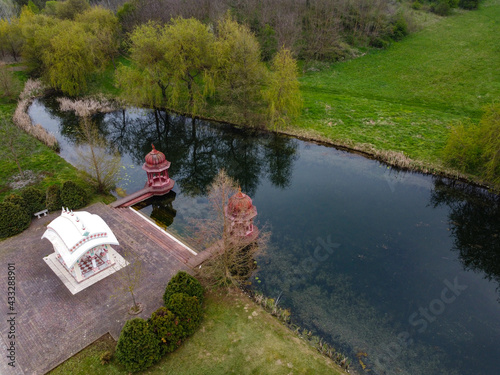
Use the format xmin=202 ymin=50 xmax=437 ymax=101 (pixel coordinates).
xmin=0 ymin=203 xmax=193 ymax=375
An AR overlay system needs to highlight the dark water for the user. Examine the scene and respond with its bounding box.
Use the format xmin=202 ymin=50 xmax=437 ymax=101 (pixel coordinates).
xmin=30 ymin=97 xmax=500 ymax=375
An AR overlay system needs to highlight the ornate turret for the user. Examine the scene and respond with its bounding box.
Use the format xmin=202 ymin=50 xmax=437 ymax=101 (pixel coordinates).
xmin=141 ymin=144 xmax=175 ymax=194
xmin=225 ymin=187 xmax=258 ymax=239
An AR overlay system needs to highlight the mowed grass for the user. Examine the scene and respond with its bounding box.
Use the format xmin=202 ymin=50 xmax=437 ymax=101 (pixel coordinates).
xmin=49 ymin=290 xmax=344 ymax=375
xmin=296 ymin=0 xmax=500 ymax=165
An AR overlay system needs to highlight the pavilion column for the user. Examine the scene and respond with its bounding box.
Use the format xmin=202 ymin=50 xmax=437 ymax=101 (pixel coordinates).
xmin=74 ymin=261 xmax=84 ymax=282
xmin=91 ymin=255 xmax=98 ymax=273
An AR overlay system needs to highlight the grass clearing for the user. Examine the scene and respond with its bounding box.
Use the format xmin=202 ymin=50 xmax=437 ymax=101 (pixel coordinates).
xmin=49 ymin=290 xmax=344 ymax=375
xmin=296 ymin=0 xmax=500 ymax=165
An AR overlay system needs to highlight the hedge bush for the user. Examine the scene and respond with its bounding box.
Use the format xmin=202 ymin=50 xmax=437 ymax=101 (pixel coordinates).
xmin=3 ymin=194 xmax=28 ymax=214
xmin=60 ymin=181 xmax=88 ymax=210
xmin=165 ymin=293 xmax=203 ymax=338
xmin=163 ymin=271 xmax=204 ymax=306
xmin=45 ymin=184 xmax=62 ymax=212
xmin=0 ymin=202 xmax=31 ymax=239
xmin=20 ymin=186 xmax=46 ymax=216
xmin=149 ymin=307 xmax=184 ymax=355
xmin=115 ymin=318 xmax=161 ymax=373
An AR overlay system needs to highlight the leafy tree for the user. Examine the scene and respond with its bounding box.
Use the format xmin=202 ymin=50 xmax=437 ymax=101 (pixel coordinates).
xmin=0 ymin=17 xmax=23 ymax=61
xmin=116 ymin=22 xmax=172 ymax=108
xmin=164 ymin=293 xmax=202 ymax=338
xmin=264 ymin=48 xmax=302 ymax=131
xmin=54 ymin=0 xmax=90 ymax=20
xmin=20 ymin=186 xmax=45 ymax=216
xmin=43 ymin=21 xmax=99 ymax=95
xmin=149 ymin=307 xmax=183 ymax=355
xmin=215 ymin=13 xmax=267 ymax=125
xmin=115 ymin=318 xmax=161 ymax=373
xmin=75 ymin=7 xmax=120 ymax=66
xmin=163 ymin=17 xmax=216 ymax=115
xmin=0 ymin=64 xmax=21 ymax=100
xmin=60 ymin=181 xmax=88 ymax=209
xmin=19 ymin=8 xmax=60 ymax=76
xmin=163 ymin=271 xmax=204 ymax=306
xmin=0 ymin=201 xmax=31 ymax=239
xmin=444 ymin=103 xmax=500 ymax=189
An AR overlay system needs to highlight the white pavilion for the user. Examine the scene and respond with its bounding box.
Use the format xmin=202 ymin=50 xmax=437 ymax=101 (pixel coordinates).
xmin=42 ymin=208 xmax=124 ymax=292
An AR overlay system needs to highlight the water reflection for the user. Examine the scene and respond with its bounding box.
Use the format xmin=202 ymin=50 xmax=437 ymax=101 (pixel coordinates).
xmin=134 ymin=191 xmax=178 ymax=228
xmin=431 ymin=178 xmax=500 ymax=299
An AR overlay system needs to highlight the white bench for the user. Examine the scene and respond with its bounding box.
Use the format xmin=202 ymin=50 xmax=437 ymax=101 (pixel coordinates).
xmin=34 ymin=209 xmax=48 ymax=219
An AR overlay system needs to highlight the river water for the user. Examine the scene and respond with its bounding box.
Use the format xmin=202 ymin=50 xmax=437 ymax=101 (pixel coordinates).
xmin=30 ymin=97 xmax=500 ymax=375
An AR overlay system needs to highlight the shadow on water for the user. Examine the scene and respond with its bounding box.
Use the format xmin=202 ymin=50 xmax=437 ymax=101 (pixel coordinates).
xmin=431 ymin=178 xmax=500 ymax=300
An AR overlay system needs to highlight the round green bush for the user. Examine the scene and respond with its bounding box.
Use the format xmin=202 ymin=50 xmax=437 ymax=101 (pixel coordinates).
xmin=163 ymin=271 xmax=204 ymax=306
xmin=149 ymin=307 xmax=184 ymax=355
xmin=45 ymin=184 xmax=62 ymax=212
xmin=115 ymin=318 xmax=161 ymax=373
xmin=20 ymin=186 xmax=45 ymax=216
xmin=3 ymin=194 xmax=28 ymax=214
xmin=60 ymin=181 xmax=88 ymax=210
xmin=0 ymin=202 xmax=31 ymax=239
xmin=165 ymin=293 xmax=202 ymax=338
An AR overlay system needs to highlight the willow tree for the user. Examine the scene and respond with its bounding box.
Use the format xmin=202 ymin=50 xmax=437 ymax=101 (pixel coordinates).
xmin=264 ymin=48 xmax=302 ymax=131
xmin=0 ymin=16 xmax=23 ymax=61
xmin=116 ymin=22 xmax=172 ymax=108
xmin=215 ymin=13 xmax=267 ymax=125
xmin=163 ymin=17 xmax=216 ymax=116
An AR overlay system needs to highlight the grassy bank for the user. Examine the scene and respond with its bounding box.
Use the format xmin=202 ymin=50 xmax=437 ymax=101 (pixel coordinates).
xmin=295 ymin=0 xmax=500 ymax=168
xmin=49 ymin=289 xmax=345 ymax=375
xmin=0 ymin=70 xmax=111 ymax=202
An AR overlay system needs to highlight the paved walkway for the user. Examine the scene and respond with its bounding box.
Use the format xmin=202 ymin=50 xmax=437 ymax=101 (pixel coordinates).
xmin=0 ymin=203 xmax=191 ymax=375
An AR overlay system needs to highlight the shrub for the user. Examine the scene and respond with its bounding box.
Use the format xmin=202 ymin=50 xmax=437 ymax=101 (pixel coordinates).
xmin=163 ymin=271 xmax=204 ymax=306
xmin=0 ymin=202 xmax=31 ymax=239
xmin=20 ymin=186 xmax=45 ymax=216
xmin=432 ymin=0 xmax=451 ymax=16
xmin=3 ymin=194 xmax=28 ymax=214
xmin=392 ymin=17 xmax=409 ymax=41
xmin=149 ymin=307 xmax=184 ymax=355
xmin=459 ymin=0 xmax=479 ymax=9
xmin=115 ymin=318 xmax=161 ymax=373
xmin=100 ymin=351 xmax=112 ymax=365
xmin=45 ymin=184 xmax=62 ymax=212
xmin=165 ymin=293 xmax=203 ymax=338
xmin=60 ymin=181 xmax=88 ymax=210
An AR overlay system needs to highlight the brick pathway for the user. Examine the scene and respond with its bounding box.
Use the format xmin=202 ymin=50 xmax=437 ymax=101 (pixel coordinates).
xmin=0 ymin=203 xmax=191 ymax=375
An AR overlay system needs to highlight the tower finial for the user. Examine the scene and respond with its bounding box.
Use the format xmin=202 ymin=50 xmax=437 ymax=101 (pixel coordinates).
xmin=238 ymin=186 xmax=242 ymax=194
xmin=152 ymin=143 xmax=156 ymax=151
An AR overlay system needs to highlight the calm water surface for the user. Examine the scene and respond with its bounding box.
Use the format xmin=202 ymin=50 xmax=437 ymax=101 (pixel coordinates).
xmin=30 ymin=97 xmax=500 ymax=375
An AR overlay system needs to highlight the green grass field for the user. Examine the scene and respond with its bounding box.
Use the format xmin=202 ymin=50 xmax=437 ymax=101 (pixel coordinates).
xmin=295 ymin=0 xmax=500 ymax=166
xmin=49 ymin=290 xmax=344 ymax=375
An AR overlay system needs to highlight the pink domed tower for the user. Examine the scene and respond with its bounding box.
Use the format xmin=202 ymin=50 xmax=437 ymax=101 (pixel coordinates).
xmin=225 ymin=187 xmax=258 ymax=239
xmin=142 ymin=144 xmax=175 ymax=194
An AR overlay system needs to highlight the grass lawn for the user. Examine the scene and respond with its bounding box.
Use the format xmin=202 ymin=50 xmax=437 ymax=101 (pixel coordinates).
xmin=295 ymin=0 xmax=500 ymax=166
xmin=49 ymin=290 xmax=344 ymax=375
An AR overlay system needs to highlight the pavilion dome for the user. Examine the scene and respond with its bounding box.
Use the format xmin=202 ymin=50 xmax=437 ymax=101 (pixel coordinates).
xmin=145 ymin=144 xmax=168 ymax=168
xmin=227 ymin=188 xmax=256 ymax=218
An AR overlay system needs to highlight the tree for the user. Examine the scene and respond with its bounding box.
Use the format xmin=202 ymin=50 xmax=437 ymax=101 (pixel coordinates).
xmin=114 ymin=246 xmax=143 ymax=314
xmin=191 ymin=170 xmax=268 ymax=288
xmin=444 ymin=103 xmax=500 ymax=190
xmin=264 ymin=48 xmax=302 ymax=131
xmin=116 ymin=21 xmax=172 ymax=108
xmin=75 ymin=117 xmax=121 ymax=193
xmin=215 ymin=13 xmax=267 ymax=125
xmin=0 ymin=64 xmax=21 ymax=100
xmin=115 ymin=318 xmax=161 ymax=373
xmin=0 ymin=16 xmax=23 ymax=61
xmin=163 ymin=17 xmax=216 ymax=115
xmin=54 ymin=0 xmax=90 ymax=20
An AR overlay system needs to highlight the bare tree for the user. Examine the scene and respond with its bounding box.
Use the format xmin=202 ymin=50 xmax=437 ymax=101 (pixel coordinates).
xmin=114 ymin=246 xmax=144 ymax=314
xmin=75 ymin=117 xmax=121 ymax=194
xmin=191 ymin=170 xmax=268 ymax=288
